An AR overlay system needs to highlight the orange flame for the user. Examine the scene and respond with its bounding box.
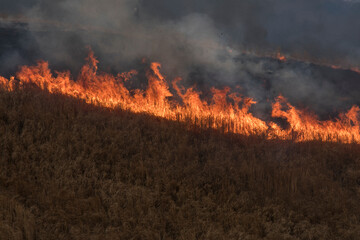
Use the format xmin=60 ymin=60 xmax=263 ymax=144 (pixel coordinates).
xmin=244 ymin=48 xmax=360 ymax=75
xmin=276 ymin=52 xmax=287 ymax=62
xmin=0 ymin=51 xmax=359 ymax=144
xmin=271 ymin=96 xmax=359 ymax=143
xmin=350 ymin=67 xmax=360 ymax=74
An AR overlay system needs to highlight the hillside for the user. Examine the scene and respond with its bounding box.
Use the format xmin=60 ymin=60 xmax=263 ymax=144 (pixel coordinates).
xmin=0 ymin=87 xmax=360 ymax=240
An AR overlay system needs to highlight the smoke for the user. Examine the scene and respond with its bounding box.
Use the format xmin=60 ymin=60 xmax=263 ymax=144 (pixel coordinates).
xmin=1 ymin=0 xmax=360 ymax=118
xmin=7 ymin=0 xmax=238 ymax=84
xmin=139 ymin=0 xmax=360 ymax=65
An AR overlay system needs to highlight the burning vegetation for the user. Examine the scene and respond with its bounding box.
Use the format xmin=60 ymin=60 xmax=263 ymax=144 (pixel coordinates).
xmin=2 ymin=1 xmax=360 ymax=239
xmin=0 ymin=51 xmax=359 ymax=144
xmin=0 ymin=83 xmax=360 ymax=239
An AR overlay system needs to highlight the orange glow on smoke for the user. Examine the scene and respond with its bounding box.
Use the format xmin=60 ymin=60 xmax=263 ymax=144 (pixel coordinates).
xmin=276 ymin=52 xmax=287 ymax=62
xmin=350 ymin=67 xmax=360 ymax=74
xmin=0 ymin=51 xmax=359 ymax=144
xmin=331 ymin=65 xmax=342 ymax=70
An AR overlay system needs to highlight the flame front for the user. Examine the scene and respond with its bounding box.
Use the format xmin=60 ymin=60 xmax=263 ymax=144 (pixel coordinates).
xmin=1 ymin=52 xmax=359 ymax=144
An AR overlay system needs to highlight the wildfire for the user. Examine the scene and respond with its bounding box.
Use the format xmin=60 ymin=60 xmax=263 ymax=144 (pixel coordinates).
xmin=0 ymin=51 xmax=359 ymax=144
xmin=276 ymin=52 xmax=287 ymax=62
xmin=330 ymin=65 xmax=360 ymax=74
xmin=350 ymin=67 xmax=360 ymax=74
xmin=246 ymin=48 xmax=360 ymax=75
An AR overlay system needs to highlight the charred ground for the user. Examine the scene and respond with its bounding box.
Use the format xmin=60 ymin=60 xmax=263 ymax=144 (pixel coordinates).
xmin=0 ymin=87 xmax=360 ymax=240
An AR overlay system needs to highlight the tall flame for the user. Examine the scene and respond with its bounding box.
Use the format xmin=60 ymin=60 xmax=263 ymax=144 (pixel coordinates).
xmin=0 ymin=51 xmax=359 ymax=143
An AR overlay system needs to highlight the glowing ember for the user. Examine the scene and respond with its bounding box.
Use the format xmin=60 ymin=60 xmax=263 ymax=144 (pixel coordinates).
xmin=331 ymin=65 xmax=342 ymax=70
xmin=276 ymin=52 xmax=287 ymax=62
xmin=330 ymin=65 xmax=360 ymax=74
xmin=0 ymin=51 xmax=359 ymax=143
xmin=350 ymin=67 xmax=360 ymax=74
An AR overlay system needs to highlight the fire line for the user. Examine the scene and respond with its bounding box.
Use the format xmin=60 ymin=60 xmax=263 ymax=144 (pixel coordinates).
xmin=0 ymin=51 xmax=359 ymax=144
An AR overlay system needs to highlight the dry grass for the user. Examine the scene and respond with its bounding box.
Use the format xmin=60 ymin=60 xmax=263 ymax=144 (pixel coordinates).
xmin=0 ymin=87 xmax=360 ymax=239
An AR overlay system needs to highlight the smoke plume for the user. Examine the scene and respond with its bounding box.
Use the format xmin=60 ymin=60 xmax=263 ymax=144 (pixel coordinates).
xmin=1 ymin=0 xmax=360 ymax=118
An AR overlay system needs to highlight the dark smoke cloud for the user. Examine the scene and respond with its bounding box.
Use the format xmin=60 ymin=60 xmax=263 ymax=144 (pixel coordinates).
xmin=140 ymin=0 xmax=360 ymax=65
xmin=0 ymin=0 xmax=37 ymax=15
xmin=3 ymin=0 xmax=360 ymax=65
xmin=0 ymin=0 xmax=360 ymax=118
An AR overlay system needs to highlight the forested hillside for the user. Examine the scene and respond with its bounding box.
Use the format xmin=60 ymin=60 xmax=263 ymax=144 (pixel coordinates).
xmin=0 ymin=87 xmax=360 ymax=240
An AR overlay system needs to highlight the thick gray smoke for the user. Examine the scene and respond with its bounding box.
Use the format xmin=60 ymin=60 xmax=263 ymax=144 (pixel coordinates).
xmin=0 ymin=0 xmax=360 ymax=118
xmin=21 ymin=0 xmax=237 ymax=77
xmin=2 ymin=0 xmax=360 ymax=66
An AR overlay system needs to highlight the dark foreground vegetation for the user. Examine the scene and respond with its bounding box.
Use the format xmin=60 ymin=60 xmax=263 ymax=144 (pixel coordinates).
xmin=0 ymin=87 xmax=360 ymax=240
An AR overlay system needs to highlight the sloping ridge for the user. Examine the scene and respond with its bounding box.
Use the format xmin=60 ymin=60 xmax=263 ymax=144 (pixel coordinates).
xmin=0 ymin=87 xmax=360 ymax=239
